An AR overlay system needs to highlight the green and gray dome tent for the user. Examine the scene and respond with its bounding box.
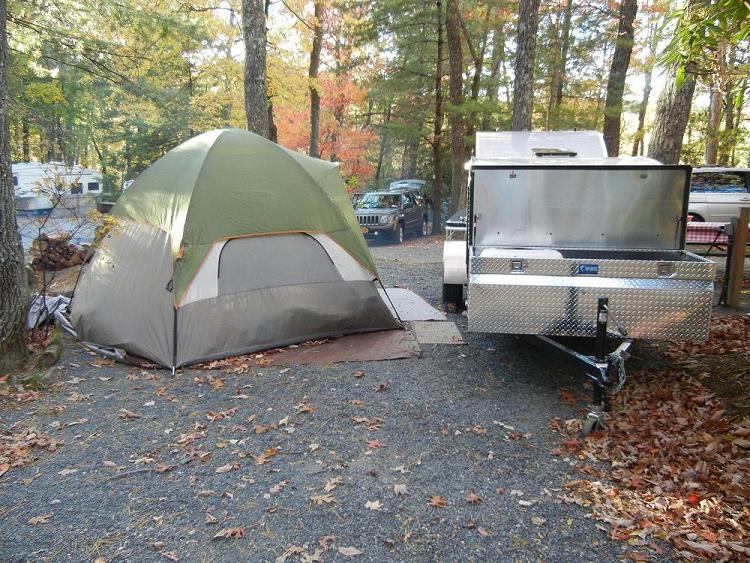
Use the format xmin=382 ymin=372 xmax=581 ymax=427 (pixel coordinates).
xmin=71 ymin=129 xmax=400 ymax=369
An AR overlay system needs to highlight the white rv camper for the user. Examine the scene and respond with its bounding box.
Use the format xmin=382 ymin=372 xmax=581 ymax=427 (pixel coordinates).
xmin=12 ymin=162 xmax=103 ymax=211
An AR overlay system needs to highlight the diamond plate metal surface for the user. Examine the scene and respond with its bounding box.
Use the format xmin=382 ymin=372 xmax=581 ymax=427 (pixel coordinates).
xmin=471 ymin=252 xmax=714 ymax=280
xmin=467 ymin=277 xmax=713 ymax=340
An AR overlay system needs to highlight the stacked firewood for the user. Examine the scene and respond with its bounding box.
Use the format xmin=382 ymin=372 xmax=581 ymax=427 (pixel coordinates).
xmin=30 ymin=234 xmax=88 ymax=271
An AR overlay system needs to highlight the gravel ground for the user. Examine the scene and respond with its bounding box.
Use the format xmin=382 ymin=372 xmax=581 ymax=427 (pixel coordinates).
xmin=1 ymin=235 xmax=684 ymax=562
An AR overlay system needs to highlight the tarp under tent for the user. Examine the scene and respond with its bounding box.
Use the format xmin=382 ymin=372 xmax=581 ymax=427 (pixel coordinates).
xmin=71 ymin=129 xmax=400 ymax=369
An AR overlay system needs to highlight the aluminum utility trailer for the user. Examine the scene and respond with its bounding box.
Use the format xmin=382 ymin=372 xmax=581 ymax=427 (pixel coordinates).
xmin=446 ymin=131 xmax=715 ymax=433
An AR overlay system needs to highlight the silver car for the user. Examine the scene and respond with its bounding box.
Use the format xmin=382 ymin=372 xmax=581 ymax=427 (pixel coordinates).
xmin=688 ymin=167 xmax=750 ymax=222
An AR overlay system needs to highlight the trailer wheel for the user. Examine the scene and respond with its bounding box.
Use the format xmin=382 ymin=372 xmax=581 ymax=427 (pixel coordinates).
xmin=442 ymin=283 xmax=464 ymax=310
xmin=581 ymin=413 xmax=601 ymax=436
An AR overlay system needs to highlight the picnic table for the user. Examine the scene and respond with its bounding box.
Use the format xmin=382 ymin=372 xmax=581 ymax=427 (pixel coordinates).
xmin=686 ymin=211 xmax=750 ymax=308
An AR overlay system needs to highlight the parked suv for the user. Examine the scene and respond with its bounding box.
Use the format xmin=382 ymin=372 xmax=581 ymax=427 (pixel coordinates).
xmin=354 ymin=189 xmax=429 ymax=244
xmin=688 ymin=167 xmax=750 ymax=222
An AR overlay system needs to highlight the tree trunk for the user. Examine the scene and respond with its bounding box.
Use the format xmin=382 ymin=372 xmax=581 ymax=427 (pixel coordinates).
xmin=22 ymin=113 xmax=30 ymax=161
xmin=554 ymin=0 xmax=572 ymax=115
xmin=402 ymin=137 xmax=419 ymax=179
xmin=308 ymin=0 xmax=323 ymax=158
xmin=431 ymin=0 xmax=445 ymax=234
xmin=243 ymin=0 xmax=269 ymax=137
xmin=0 ymin=0 xmax=29 ymax=372
xmin=375 ymin=105 xmax=392 ymax=186
xmin=511 ymin=0 xmax=540 ymax=131
xmin=460 ymin=7 xmax=489 ymax=212
xmin=719 ymin=88 xmax=735 ymax=166
xmin=265 ymin=0 xmax=277 ymax=142
xmin=647 ymin=63 xmax=696 ymax=164
xmin=705 ymin=88 xmax=722 ymax=165
xmin=631 ymin=68 xmax=652 ymax=156
xmin=446 ymin=0 xmax=464 ymax=217
xmin=603 ymin=0 xmax=637 ymax=157
xmin=482 ymin=9 xmax=505 ymax=131
xmin=630 ymin=17 xmax=658 ymax=157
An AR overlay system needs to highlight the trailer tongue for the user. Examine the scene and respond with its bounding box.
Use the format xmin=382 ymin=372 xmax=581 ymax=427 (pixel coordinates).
xmin=448 ymin=131 xmax=715 ymax=434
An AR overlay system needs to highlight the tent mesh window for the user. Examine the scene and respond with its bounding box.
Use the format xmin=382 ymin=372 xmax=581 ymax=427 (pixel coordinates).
xmin=217 ymin=233 xmax=342 ymax=295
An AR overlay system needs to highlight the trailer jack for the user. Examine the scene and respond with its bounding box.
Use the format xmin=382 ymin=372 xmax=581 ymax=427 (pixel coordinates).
xmin=536 ymin=298 xmax=632 ymax=435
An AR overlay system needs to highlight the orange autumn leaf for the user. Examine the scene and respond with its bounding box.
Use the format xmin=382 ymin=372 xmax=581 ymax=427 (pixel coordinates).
xmin=427 ymin=495 xmax=447 ymax=508
xmin=254 ymin=447 xmax=279 ymax=465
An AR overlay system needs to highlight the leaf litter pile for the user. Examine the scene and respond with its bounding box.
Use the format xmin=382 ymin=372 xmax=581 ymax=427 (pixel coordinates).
xmin=557 ymin=315 xmax=750 ymax=561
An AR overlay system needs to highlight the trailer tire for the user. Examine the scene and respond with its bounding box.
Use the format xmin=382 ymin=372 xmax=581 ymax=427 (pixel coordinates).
xmin=581 ymin=413 xmax=601 ymax=436
xmin=442 ymin=283 xmax=464 ymax=310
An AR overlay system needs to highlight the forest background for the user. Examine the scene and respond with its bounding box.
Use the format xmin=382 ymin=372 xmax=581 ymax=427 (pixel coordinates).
xmin=6 ymin=0 xmax=750 ymax=210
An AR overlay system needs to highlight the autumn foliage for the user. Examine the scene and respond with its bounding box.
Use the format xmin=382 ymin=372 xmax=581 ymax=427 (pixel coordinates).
xmin=558 ymin=315 xmax=750 ymax=560
xmin=275 ymin=71 xmax=376 ymax=190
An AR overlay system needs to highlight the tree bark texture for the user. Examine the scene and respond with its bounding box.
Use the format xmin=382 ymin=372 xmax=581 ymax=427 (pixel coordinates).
xmin=602 ymin=0 xmax=637 ymax=157
xmin=630 ymin=17 xmax=657 ymax=157
xmin=446 ymin=0 xmax=465 ymax=217
xmin=0 ymin=0 xmax=29 ymax=372
xmin=554 ymin=0 xmax=572 ymax=113
xmin=511 ymin=0 xmax=540 ymax=131
xmin=308 ymin=0 xmax=323 ymax=158
xmin=647 ymin=64 xmax=696 ymax=164
xmin=631 ymin=67 xmax=652 ymax=156
xmin=705 ymin=88 xmax=722 ymax=165
xmin=431 ymin=0 xmax=445 ymax=234
xmin=546 ymin=0 xmax=572 ymax=129
xmin=482 ymin=10 xmax=505 ymax=131
xmin=243 ymin=0 xmax=269 ymax=137
xmin=719 ymin=88 xmax=735 ymax=166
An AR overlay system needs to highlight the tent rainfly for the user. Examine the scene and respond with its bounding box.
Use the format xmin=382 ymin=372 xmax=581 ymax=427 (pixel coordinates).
xmin=71 ymin=129 xmax=400 ymax=369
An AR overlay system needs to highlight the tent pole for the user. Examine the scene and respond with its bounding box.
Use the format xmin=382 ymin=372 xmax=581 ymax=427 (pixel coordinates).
xmin=376 ymin=278 xmax=404 ymax=324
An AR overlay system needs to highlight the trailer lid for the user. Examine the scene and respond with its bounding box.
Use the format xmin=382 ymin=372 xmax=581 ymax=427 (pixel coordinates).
xmin=475 ymin=131 xmax=608 ymax=159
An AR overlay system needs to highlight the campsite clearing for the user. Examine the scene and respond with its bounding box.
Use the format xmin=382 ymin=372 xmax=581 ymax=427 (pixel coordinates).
xmin=1 ymin=235 xmax=749 ymax=562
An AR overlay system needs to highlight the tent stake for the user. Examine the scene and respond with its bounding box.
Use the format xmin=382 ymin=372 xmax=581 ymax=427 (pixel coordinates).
xmin=172 ymin=306 xmax=178 ymax=376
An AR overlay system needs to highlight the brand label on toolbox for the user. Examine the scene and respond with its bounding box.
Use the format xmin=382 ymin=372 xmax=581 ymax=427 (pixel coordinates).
xmin=577 ymin=263 xmax=599 ymax=275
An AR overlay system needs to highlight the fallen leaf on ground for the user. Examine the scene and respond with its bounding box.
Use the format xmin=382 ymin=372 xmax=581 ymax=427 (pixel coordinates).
xmin=365 ymin=500 xmax=382 ymax=510
xmin=324 ymin=476 xmax=343 ymax=492
xmin=376 ymin=382 xmax=389 ymax=392
xmin=466 ymin=492 xmax=483 ymax=505
xmin=215 ymin=462 xmax=238 ymax=474
xmin=254 ymin=447 xmax=279 ymax=465
xmin=296 ymin=401 xmax=315 ymax=414
xmin=558 ymin=316 xmax=750 ymax=561
xmin=310 ymin=494 xmax=336 ymax=505
xmin=212 ymin=527 xmax=245 ymax=540
xmin=28 ymin=514 xmax=52 ymax=525
xmin=427 ymin=495 xmax=447 ymax=508
xmin=338 ymin=546 xmax=363 ymax=556
xmin=117 ymin=408 xmax=141 ymax=420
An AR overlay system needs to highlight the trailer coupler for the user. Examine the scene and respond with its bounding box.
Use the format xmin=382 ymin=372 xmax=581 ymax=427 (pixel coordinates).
xmin=536 ymin=298 xmax=632 ymax=435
